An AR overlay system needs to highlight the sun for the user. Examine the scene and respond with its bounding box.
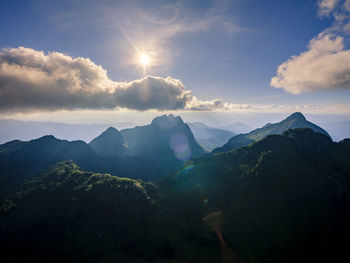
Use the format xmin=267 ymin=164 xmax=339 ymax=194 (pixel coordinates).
xmin=139 ymin=53 xmax=150 ymax=66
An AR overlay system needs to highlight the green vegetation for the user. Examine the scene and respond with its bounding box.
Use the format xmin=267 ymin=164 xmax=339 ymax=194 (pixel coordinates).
xmin=0 ymin=135 xmax=161 ymax=199
xmin=0 ymin=161 xmax=221 ymax=263
xmin=162 ymin=128 xmax=350 ymax=262
xmin=1 ymin=123 xmax=350 ymax=262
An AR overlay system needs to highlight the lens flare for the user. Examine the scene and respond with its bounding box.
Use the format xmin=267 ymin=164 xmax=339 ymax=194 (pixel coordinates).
xmin=169 ymin=134 xmax=192 ymax=161
xmin=204 ymin=211 xmax=241 ymax=262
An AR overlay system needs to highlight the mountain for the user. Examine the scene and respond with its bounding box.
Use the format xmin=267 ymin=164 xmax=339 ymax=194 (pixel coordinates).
xmin=0 ymin=161 xmax=163 ymax=262
xmin=1 ymin=128 xmax=350 ymax=262
xmin=317 ymin=120 xmax=350 ymax=141
xmin=0 ymin=161 xmax=222 ymax=263
xmin=0 ymin=114 xmax=208 ymax=193
xmin=120 ymin=114 xmax=206 ymax=175
xmin=161 ymin=128 xmax=350 ymax=262
xmin=0 ymin=119 xmax=135 ymax=144
xmin=187 ymin=122 xmax=236 ymax=151
xmin=213 ymin=112 xmax=330 ymax=153
xmin=223 ymin=121 xmax=252 ymax=134
xmin=89 ymin=127 xmax=127 ymax=156
xmin=0 ymin=135 xmax=161 ymax=197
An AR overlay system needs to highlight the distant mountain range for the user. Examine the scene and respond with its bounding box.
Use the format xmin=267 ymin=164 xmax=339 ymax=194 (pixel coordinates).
xmin=0 ymin=114 xmax=206 ymax=196
xmin=317 ymin=120 xmax=350 ymax=141
xmin=0 ymin=112 xmax=335 ymax=192
xmin=3 ymin=114 xmax=348 ymax=146
xmin=222 ymin=121 xmax=252 ymax=134
xmin=186 ymin=122 xmax=236 ymax=151
xmin=0 ymin=119 xmax=135 ymax=144
xmin=213 ymin=112 xmax=329 ymax=153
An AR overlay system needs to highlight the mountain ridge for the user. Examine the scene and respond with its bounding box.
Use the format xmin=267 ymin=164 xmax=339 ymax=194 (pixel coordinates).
xmin=161 ymin=128 xmax=350 ymax=262
xmin=0 ymin=134 xmax=162 ymax=198
xmin=1 ymin=128 xmax=350 ymax=262
xmin=212 ymin=112 xmax=330 ymax=153
xmin=119 ymin=114 xmax=206 ymax=175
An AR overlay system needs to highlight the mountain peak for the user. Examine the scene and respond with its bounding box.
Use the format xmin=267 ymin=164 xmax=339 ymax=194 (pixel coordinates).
xmin=104 ymin=126 xmax=120 ymax=135
xmin=30 ymin=135 xmax=60 ymax=144
xmin=151 ymin=114 xmax=184 ymax=129
xmin=212 ymin=111 xmax=329 ymax=154
xmin=37 ymin=135 xmax=57 ymax=140
xmin=89 ymin=127 xmax=125 ymax=156
xmin=285 ymin=112 xmax=306 ymax=121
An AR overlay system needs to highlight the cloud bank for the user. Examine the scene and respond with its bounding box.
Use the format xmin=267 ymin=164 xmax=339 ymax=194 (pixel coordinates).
xmin=271 ymin=0 xmax=350 ymax=94
xmin=0 ymin=47 xmax=241 ymax=112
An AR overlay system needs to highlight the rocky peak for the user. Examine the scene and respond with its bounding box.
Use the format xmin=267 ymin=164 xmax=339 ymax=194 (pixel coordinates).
xmin=285 ymin=112 xmax=306 ymax=122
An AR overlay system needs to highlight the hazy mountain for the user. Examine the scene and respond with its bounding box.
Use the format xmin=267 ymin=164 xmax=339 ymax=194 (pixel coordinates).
xmin=187 ymin=122 xmax=236 ymax=151
xmin=223 ymin=121 xmax=252 ymax=134
xmin=161 ymin=128 xmax=350 ymax=262
xmin=89 ymin=127 xmax=127 ymax=156
xmin=213 ymin=112 xmax=330 ymax=153
xmin=121 ymin=114 xmax=206 ymax=175
xmin=316 ymin=120 xmax=350 ymax=141
xmin=0 ymin=119 xmax=135 ymax=144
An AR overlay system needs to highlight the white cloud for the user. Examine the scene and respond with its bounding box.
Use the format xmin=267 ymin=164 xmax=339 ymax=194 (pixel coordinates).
xmin=271 ymin=0 xmax=350 ymax=94
xmin=271 ymin=34 xmax=350 ymax=93
xmin=0 ymin=47 xmax=247 ymax=112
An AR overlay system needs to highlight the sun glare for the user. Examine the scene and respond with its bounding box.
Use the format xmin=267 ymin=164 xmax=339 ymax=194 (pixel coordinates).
xmin=139 ymin=53 xmax=150 ymax=66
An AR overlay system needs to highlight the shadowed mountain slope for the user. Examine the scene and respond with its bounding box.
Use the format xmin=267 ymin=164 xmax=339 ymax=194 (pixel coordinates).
xmin=0 ymin=135 xmax=161 ymax=197
xmin=1 ymin=129 xmax=350 ymax=262
xmin=89 ymin=127 xmax=127 ymax=156
xmin=161 ymin=128 xmax=350 ymax=262
xmin=120 ymin=114 xmax=206 ymax=175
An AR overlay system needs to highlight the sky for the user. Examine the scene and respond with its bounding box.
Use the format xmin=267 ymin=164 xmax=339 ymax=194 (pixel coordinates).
xmin=0 ymin=0 xmax=350 ymax=125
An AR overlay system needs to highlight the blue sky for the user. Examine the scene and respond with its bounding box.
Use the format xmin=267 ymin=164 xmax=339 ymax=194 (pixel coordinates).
xmin=0 ymin=0 xmax=350 ymax=124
